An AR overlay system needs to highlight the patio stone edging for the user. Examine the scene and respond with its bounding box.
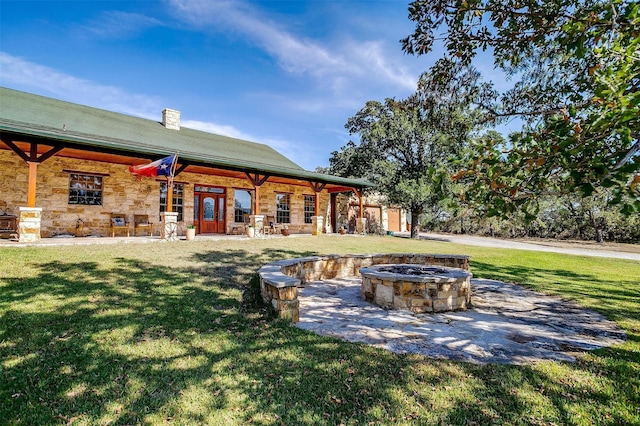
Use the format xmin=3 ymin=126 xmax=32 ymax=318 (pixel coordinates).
xmin=258 ymin=253 xmax=470 ymax=322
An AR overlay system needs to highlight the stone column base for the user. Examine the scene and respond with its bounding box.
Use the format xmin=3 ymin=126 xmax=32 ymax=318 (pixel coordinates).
xmin=161 ymin=212 xmax=179 ymax=241
xmin=356 ymin=217 xmax=367 ymax=235
xmin=249 ymin=215 xmax=264 ymax=238
xmin=19 ymin=207 xmax=42 ymax=243
xmin=311 ymin=216 xmax=323 ymax=236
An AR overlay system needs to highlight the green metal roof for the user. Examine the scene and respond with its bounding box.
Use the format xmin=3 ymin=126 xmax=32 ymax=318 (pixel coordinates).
xmin=0 ymin=87 xmax=373 ymax=188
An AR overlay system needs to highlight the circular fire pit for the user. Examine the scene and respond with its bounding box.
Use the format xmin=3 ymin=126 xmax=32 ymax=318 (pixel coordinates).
xmin=360 ymin=264 xmax=472 ymax=313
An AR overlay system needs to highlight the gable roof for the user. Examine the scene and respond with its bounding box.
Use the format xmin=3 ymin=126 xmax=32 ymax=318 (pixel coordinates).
xmin=0 ymin=87 xmax=372 ymax=189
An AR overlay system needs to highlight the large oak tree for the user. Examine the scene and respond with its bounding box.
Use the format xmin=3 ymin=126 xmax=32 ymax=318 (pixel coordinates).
xmin=402 ymin=0 xmax=639 ymax=216
xmin=330 ymin=63 xmax=488 ymax=238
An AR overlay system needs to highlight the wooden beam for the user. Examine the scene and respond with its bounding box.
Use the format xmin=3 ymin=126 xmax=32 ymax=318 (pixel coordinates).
xmin=38 ymin=146 xmax=64 ymax=163
xmin=245 ymin=172 xmax=270 ymax=187
xmin=1 ymin=136 xmax=64 ymax=164
xmin=1 ymin=137 xmax=29 ymax=162
xmin=63 ymin=169 xmax=110 ymax=177
xmin=308 ymin=181 xmax=326 ymax=193
xmin=29 ymin=142 xmax=38 ymax=161
xmin=174 ymin=163 xmax=188 ymax=177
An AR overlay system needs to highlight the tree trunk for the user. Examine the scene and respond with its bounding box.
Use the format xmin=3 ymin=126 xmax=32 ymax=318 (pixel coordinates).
xmin=410 ymin=211 xmax=421 ymax=239
xmin=595 ymin=227 xmax=604 ymax=243
xmin=588 ymin=209 xmax=604 ymax=243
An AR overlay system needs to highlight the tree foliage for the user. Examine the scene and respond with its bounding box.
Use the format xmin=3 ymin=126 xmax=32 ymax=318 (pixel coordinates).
xmin=402 ymin=0 xmax=640 ymax=216
xmin=430 ymin=192 xmax=640 ymax=242
xmin=331 ymin=64 xmax=485 ymax=237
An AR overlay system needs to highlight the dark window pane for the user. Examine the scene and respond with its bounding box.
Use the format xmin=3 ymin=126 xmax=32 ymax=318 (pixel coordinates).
xmin=304 ymin=195 xmax=315 ymax=224
xmin=276 ymin=194 xmax=290 ymax=224
xmin=68 ymin=174 xmax=102 ymax=205
xmin=234 ymin=190 xmax=252 ymax=222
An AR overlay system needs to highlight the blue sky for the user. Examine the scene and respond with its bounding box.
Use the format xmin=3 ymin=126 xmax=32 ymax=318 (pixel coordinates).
xmin=1 ymin=0 xmax=511 ymax=170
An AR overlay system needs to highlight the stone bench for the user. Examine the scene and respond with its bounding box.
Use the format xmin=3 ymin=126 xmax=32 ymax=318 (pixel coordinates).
xmin=258 ymin=253 xmax=470 ymax=322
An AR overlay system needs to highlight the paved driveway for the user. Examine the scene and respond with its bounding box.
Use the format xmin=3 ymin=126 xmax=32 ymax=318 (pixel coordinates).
xmin=394 ymin=232 xmax=640 ymax=261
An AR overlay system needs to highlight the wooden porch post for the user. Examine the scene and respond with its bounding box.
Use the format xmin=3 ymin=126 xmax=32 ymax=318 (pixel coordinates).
xmin=307 ymin=181 xmax=327 ymax=236
xmin=27 ymin=161 xmax=38 ymax=208
xmin=245 ymin=172 xmax=269 ymax=215
xmin=1 ymin=137 xmax=63 ymax=242
xmin=1 ymin=138 xmax=63 ymax=208
xmin=166 ymin=180 xmax=173 ymax=212
xmin=308 ymin=181 xmax=326 ymax=216
xmin=255 ymin=185 xmax=260 ymax=214
xmin=352 ymin=188 xmax=364 ymax=219
xmin=353 ymin=187 xmax=366 ymax=234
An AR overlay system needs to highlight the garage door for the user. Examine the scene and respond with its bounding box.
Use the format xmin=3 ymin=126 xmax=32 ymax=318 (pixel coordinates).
xmin=387 ymin=208 xmax=400 ymax=232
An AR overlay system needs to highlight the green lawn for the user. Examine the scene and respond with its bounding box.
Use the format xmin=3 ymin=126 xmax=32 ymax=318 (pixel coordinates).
xmin=1 ymin=236 xmax=638 ymax=425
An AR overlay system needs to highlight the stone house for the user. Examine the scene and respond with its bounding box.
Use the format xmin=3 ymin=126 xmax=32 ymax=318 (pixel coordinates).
xmin=0 ymin=87 xmax=373 ymax=242
xmin=332 ymin=192 xmax=407 ymax=235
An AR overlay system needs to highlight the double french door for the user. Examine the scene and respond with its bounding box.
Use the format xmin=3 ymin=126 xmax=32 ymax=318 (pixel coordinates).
xmin=194 ymin=186 xmax=226 ymax=234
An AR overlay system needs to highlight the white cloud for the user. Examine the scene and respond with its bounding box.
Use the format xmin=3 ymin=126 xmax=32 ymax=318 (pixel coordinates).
xmin=181 ymin=119 xmax=253 ymax=141
xmin=346 ymin=40 xmax=417 ymax=91
xmin=168 ymin=1 xmax=344 ymax=75
xmin=166 ymin=0 xmax=419 ymax=93
xmin=0 ymin=52 xmax=162 ymax=118
xmin=79 ymin=11 xmax=164 ymax=39
xmin=183 ymin=120 xmax=304 ymax=167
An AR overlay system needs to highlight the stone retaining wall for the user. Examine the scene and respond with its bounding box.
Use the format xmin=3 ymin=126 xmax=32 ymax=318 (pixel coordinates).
xmin=258 ymin=253 xmax=470 ymax=321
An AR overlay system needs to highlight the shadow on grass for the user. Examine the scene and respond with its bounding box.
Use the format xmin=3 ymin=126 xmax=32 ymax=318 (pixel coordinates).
xmin=0 ymin=246 xmax=638 ymax=424
xmin=471 ymin=260 xmax=640 ymax=325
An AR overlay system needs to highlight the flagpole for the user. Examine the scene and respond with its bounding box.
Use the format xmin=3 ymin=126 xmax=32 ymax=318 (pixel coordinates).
xmin=166 ymin=154 xmax=178 ymax=213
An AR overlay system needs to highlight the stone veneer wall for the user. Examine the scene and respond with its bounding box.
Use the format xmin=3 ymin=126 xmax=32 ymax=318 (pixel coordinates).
xmin=0 ymin=151 xmax=329 ymax=237
xmin=360 ymin=265 xmax=472 ymax=313
xmin=258 ymin=253 xmax=470 ymax=321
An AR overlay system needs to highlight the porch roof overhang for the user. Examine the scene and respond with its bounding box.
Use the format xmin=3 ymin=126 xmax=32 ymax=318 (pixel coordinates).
xmin=0 ymin=87 xmax=373 ymax=193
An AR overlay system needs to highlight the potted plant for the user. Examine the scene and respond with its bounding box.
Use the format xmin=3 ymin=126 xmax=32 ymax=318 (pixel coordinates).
xmin=280 ymin=225 xmax=290 ymax=236
xmin=338 ymin=226 xmax=347 ymax=235
xmin=185 ymin=224 xmax=196 ymax=241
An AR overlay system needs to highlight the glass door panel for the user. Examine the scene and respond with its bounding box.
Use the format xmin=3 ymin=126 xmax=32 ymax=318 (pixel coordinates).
xmin=200 ymin=196 xmax=217 ymax=233
xmin=204 ymin=197 xmax=215 ymax=221
xmin=193 ymin=195 xmax=200 ymax=233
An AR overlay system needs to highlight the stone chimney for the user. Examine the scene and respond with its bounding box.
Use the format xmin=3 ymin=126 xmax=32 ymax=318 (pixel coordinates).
xmin=162 ymin=108 xmax=181 ymax=130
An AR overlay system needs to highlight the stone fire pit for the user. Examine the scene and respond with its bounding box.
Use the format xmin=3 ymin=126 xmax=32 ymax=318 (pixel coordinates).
xmin=360 ymin=264 xmax=472 ymax=313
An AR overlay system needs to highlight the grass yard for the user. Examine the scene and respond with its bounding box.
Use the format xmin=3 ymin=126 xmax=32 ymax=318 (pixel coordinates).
xmin=1 ymin=236 xmax=638 ymax=425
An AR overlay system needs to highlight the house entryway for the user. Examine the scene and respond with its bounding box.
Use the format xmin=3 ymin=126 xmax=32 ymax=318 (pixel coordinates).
xmin=194 ymin=185 xmax=226 ymax=234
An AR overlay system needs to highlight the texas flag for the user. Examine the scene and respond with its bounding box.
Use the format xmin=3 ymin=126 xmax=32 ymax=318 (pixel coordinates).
xmin=129 ymin=154 xmax=176 ymax=177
